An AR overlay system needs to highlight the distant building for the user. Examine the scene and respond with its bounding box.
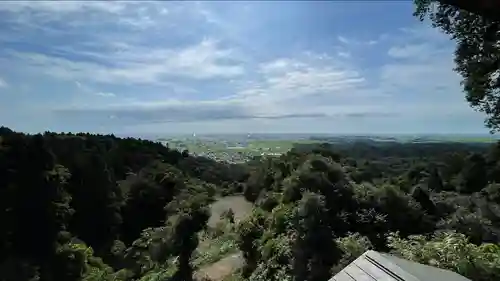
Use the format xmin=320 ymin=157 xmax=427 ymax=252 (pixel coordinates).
xmin=330 ymin=250 xmax=470 ymax=281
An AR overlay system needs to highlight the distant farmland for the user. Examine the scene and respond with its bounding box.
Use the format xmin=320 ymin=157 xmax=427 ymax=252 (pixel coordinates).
xmin=159 ymin=134 xmax=499 ymax=164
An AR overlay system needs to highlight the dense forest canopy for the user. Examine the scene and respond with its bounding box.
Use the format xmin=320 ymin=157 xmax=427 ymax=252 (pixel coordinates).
xmin=2 ymin=126 xmax=500 ymax=281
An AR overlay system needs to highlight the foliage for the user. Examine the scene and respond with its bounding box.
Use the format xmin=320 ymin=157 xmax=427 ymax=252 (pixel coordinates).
xmin=3 ymin=126 xmax=500 ymax=281
xmin=333 ymin=233 xmax=373 ymax=274
xmin=388 ymin=231 xmax=500 ymax=281
xmin=220 ymin=208 xmax=236 ymax=225
xmin=235 ymin=140 xmax=500 ymax=281
xmin=413 ymin=0 xmax=500 ymax=131
xmin=193 ymin=231 xmax=238 ymax=268
xmin=0 ymin=127 xmax=223 ymax=281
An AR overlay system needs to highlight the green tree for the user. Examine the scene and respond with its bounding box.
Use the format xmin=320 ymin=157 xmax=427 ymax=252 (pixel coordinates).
xmin=389 ymin=231 xmax=500 ymax=281
xmin=333 ymin=233 xmax=373 ymax=274
xmin=414 ymin=0 xmax=500 ymax=131
xmin=170 ymin=212 xmax=208 ymax=281
xmin=67 ymin=152 xmax=122 ymax=256
xmin=291 ymin=193 xmax=341 ymax=281
xmin=121 ymin=163 xmax=183 ymax=245
xmin=483 ymin=183 xmax=500 ymax=203
xmin=52 ymin=242 xmax=115 ymax=281
xmin=374 ymin=184 xmax=435 ymax=236
xmin=411 ymin=185 xmax=437 ymax=215
xmin=460 ymin=153 xmax=488 ymax=193
xmin=166 ymin=193 xmax=210 ymax=281
xmin=427 ymin=167 xmax=444 ymax=192
xmin=0 ymin=133 xmax=74 ymax=281
xmin=237 ymin=210 xmax=267 ymax=278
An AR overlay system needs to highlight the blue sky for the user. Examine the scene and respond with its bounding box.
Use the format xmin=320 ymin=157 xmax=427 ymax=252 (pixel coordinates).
xmin=0 ymin=1 xmax=491 ymax=135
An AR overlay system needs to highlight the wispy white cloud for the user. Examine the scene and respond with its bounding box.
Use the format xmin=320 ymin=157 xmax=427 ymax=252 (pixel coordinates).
xmin=48 ymin=23 xmax=471 ymax=127
xmin=382 ymin=25 xmax=462 ymax=98
xmin=0 ymin=77 xmax=7 ymax=88
xmin=337 ymin=51 xmax=351 ymax=58
xmin=0 ymin=1 xmax=170 ymax=30
xmin=387 ymin=43 xmax=445 ymax=59
xmin=51 ymin=96 xmax=394 ymax=126
xmin=95 ymin=92 xmax=116 ymax=98
xmin=253 ymin=55 xmax=364 ymax=101
xmin=0 ymin=1 xmax=486 ymax=134
xmin=51 ymin=51 xmax=381 ymax=124
xmin=74 ymin=81 xmax=115 ymax=98
xmin=0 ymin=1 xmax=143 ymax=34
xmin=338 ymin=36 xmax=350 ymax=44
xmin=0 ymin=1 xmax=128 ymax=13
xmin=337 ymin=35 xmax=379 ymax=46
xmin=221 ymin=52 xmax=375 ymax=119
xmin=6 ymin=38 xmax=245 ymax=85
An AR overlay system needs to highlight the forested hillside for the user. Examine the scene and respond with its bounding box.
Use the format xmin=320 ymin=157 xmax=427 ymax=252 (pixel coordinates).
xmin=0 ymin=126 xmax=247 ymax=281
xmin=2 ymin=126 xmax=500 ymax=281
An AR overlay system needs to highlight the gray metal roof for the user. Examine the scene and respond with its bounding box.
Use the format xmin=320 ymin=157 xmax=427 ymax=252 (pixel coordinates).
xmin=330 ymin=250 xmax=471 ymax=281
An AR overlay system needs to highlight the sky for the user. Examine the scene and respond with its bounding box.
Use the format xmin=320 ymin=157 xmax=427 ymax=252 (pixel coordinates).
xmin=0 ymin=1 xmax=492 ymax=136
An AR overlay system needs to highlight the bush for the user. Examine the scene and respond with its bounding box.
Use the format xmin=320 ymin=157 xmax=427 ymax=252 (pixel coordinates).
xmin=388 ymin=231 xmax=500 ymax=281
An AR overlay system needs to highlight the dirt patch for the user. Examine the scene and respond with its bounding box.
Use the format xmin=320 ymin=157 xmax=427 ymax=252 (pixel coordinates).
xmin=207 ymin=196 xmax=253 ymax=228
xmin=193 ymin=196 xmax=252 ymax=281
xmin=194 ymin=252 xmax=244 ymax=281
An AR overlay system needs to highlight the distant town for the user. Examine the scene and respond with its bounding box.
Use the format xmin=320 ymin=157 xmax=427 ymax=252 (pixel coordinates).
xmin=156 ymin=133 xmax=499 ymax=164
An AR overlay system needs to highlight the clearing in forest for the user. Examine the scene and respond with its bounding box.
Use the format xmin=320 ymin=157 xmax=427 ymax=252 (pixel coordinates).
xmin=194 ymin=252 xmax=244 ymax=281
xmin=194 ymin=195 xmax=253 ymax=281
xmin=207 ymin=195 xmax=253 ymax=228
